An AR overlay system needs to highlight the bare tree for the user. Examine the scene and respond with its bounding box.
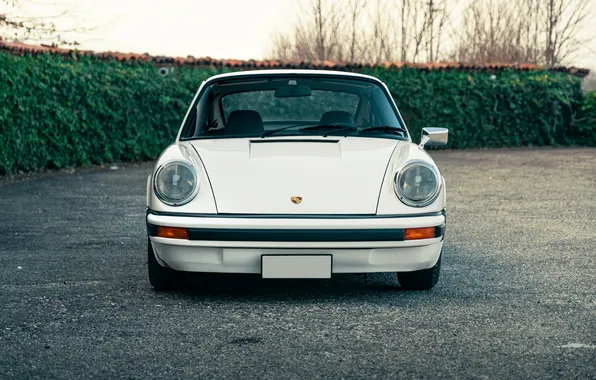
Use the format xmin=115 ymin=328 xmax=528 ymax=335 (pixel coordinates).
xmin=289 ymin=0 xmax=347 ymax=61
xmin=2 ymin=0 xmax=64 ymax=45
xmin=269 ymin=0 xmax=384 ymax=63
xmin=411 ymin=1 xmax=425 ymax=62
xmin=434 ymin=0 xmax=450 ymax=61
xmin=0 ymin=0 xmax=98 ymax=47
xmin=522 ymin=0 xmax=542 ymax=63
xmin=270 ymin=0 xmax=592 ymax=66
xmin=270 ymin=0 xmax=452 ymax=64
xmin=544 ymin=0 xmax=591 ymax=65
xmin=366 ymin=0 xmax=394 ymax=63
xmin=271 ymin=33 xmax=294 ymax=60
xmin=397 ymin=0 xmax=449 ymax=63
xmin=426 ymin=0 xmax=435 ymax=62
xmin=452 ymin=0 xmax=592 ymax=65
xmin=453 ymin=0 xmax=520 ymax=63
xmin=422 ymin=0 xmax=449 ymax=62
xmin=348 ymin=0 xmax=366 ymax=62
xmin=400 ymin=0 xmax=408 ymax=61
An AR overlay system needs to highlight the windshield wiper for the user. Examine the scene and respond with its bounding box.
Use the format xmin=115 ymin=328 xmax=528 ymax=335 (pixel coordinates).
xmin=299 ymin=124 xmax=353 ymax=131
xmin=261 ymin=123 xmax=354 ymax=138
xmin=261 ymin=124 xmax=305 ymax=138
xmin=300 ymin=124 xmax=357 ymax=137
xmin=260 ymin=124 xmax=406 ymax=138
xmin=323 ymin=125 xmax=408 ymax=137
xmin=358 ymin=126 xmax=408 ymax=135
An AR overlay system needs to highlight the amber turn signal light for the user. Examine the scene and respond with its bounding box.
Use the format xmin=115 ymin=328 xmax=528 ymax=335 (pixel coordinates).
xmin=405 ymin=227 xmax=436 ymax=240
xmin=157 ymin=226 xmax=189 ymax=239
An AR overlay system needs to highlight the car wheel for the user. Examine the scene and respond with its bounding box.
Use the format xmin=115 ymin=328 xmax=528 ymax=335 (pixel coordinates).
xmin=397 ymin=251 xmax=442 ymax=290
xmin=148 ymin=239 xmax=180 ymax=291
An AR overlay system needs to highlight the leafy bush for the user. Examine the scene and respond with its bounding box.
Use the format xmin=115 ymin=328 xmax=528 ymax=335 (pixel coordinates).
xmin=0 ymin=52 xmax=228 ymax=174
xmin=363 ymin=67 xmax=586 ymax=148
xmin=0 ymin=51 xmax=590 ymax=174
xmin=571 ymin=91 xmax=596 ymax=146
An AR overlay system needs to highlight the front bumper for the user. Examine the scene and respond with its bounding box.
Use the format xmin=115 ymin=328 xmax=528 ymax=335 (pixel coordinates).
xmin=147 ymin=210 xmax=445 ymax=274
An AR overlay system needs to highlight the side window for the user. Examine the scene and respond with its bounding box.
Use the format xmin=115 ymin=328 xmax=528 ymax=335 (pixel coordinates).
xmin=370 ymin=86 xmax=400 ymax=128
xmin=194 ymin=86 xmax=214 ymax=136
xmin=369 ymin=104 xmax=376 ymax=127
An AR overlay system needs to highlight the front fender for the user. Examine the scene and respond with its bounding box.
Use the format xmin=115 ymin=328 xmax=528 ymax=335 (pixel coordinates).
xmin=146 ymin=174 xmax=152 ymax=208
xmin=147 ymin=142 xmax=218 ymax=214
xmin=376 ymin=143 xmax=446 ymax=215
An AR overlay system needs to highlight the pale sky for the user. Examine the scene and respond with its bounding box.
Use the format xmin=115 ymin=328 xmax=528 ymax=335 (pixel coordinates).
xmin=6 ymin=0 xmax=297 ymax=59
xmin=3 ymin=0 xmax=596 ymax=69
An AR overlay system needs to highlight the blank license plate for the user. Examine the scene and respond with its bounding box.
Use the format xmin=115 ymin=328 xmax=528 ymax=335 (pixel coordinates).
xmin=261 ymin=255 xmax=332 ymax=279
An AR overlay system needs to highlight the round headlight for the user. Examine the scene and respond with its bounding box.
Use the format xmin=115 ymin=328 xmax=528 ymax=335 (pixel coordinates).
xmin=154 ymin=161 xmax=199 ymax=206
xmin=394 ymin=161 xmax=440 ymax=207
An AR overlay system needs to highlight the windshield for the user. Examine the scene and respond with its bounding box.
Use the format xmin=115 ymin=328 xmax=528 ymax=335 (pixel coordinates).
xmin=180 ymin=75 xmax=407 ymax=140
xmin=222 ymin=90 xmax=359 ymax=121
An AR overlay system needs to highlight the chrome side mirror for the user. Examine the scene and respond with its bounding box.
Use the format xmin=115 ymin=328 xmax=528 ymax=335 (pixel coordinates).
xmin=419 ymin=127 xmax=448 ymax=149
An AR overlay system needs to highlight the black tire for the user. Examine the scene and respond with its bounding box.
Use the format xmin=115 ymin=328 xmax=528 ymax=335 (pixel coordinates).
xmin=148 ymin=239 xmax=180 ymax=291
xmin=397 ymin=251 xmax=442 ymax=290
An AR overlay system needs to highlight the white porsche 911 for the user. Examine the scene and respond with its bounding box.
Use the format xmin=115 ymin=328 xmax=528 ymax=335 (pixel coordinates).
xmin=146 ymin=69 xmax=448 ymax=291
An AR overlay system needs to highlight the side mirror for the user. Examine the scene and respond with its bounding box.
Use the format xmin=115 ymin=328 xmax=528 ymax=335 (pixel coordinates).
xmin=419 ymin=127 xmax=448 ymax=149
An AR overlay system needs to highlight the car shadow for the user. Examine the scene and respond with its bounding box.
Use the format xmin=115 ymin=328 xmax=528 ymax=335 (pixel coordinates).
xmin=168 ymin=272 xmax=432 ymax=303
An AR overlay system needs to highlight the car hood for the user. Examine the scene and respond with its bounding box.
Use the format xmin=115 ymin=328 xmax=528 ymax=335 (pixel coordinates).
xmin=189 ymin=137 xmax=402 ymax=215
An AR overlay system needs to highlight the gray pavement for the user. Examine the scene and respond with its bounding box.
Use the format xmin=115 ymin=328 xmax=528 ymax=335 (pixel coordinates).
xmin=0 ymin=147 xmax=594 ymax=379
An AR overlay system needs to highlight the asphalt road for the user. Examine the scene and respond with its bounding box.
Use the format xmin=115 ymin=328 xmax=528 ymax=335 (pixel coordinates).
xmin=1 ymin=147 xmax=595 ymax=379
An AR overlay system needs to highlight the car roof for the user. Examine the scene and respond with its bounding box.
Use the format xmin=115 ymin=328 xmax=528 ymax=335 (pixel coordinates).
xmin=203 ymin=69 xmax=385 ymax=85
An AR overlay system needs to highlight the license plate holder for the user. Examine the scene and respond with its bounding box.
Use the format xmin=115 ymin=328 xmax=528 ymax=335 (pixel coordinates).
xmin=261 ymin=255 xmax=332 ymax=279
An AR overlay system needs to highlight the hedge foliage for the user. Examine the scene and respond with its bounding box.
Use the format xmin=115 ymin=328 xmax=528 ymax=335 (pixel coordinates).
xmin=363 ymin=67 xmax=591 ymax=148
xmin=0 ymin=51 xmax=593 ymax=174
xmin=574 ymin=90 xmax=596 ymax=146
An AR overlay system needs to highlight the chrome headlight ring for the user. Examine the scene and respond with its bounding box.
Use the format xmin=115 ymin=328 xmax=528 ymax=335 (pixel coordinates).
xmin=393 ymin=160 xmax=441 ymax=208
xmin=153 ymin=160 xmax=200 ymax=206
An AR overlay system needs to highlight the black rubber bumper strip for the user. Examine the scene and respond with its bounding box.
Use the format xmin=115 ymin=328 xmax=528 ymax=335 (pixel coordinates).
xmin=147 ymin=224 xmax=446 ymax=242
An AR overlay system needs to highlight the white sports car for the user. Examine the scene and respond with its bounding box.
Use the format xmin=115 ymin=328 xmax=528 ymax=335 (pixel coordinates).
xmin=146 ymin=69 xmax=448 ymax=291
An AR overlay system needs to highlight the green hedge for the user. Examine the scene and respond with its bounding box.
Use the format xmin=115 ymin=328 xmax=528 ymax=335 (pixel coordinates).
xmin=574 ymin=90 xmax=596 ymax=146
xmin=0 ymin=51 xmax=593 ymax=174
xmin=363 ymin=67 xmax=591 ymax=148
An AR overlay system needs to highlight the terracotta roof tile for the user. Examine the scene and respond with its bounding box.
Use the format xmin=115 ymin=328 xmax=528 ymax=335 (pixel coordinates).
xmin=0 ymin=39 xmax=589 ymax=78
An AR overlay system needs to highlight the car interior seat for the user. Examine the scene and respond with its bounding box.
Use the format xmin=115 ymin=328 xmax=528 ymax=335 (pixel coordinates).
xmin=319 ymin=111 xmax=355 ymax=126
xmin=226 ymin=110 xmax=265 ymax=136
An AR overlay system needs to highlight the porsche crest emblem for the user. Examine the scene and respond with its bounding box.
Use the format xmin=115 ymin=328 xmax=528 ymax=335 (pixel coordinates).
xmin=291 ymin=196 xmax=303 ymax=204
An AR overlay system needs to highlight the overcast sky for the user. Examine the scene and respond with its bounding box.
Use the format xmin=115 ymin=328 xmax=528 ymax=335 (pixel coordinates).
xmin=3 ymin=0 xmax=596 ymax=69
xmin=5 ymin=0 xmax=295 ymax=59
